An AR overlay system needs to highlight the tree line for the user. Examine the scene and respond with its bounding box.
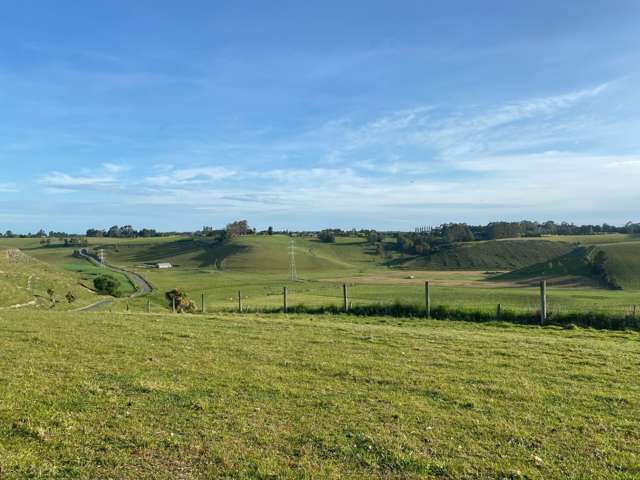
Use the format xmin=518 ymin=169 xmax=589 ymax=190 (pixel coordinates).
xmin=391 ymin=220 xmax=640 ymax=255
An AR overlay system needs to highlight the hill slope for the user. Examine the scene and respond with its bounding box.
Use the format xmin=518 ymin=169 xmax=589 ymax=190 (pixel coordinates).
xmin=0 ymin=248 xmax=99 ymax=309
xmin=598 ymin=242 xmax=640 ymax=290
xmin=90 ymin=235 xmax=379 ymax=274
xmin=394 ymin=240 xmax=574 ymax=271
xmin=494 ymin=246 xmax=598 ymax=286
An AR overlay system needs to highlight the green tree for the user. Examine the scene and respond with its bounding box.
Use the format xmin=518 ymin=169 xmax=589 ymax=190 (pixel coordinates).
xmin=94 ymin=275 xmax=121 ymax=297
xmin=224 ymin=220 xmax=250 ymax=240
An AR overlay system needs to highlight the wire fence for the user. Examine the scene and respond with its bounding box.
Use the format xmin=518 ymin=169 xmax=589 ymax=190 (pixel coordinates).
xmin=115 ymin=280 xmax=640 ymax=331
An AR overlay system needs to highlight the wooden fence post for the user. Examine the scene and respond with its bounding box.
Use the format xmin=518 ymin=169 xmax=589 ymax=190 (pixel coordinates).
xmin=343 ymin=284 xmax=349 ymax=312
xmin=238 ymin=290 xmax=242 ymax=313
xmin=540 ymin=280 xmax=547 ymax=325
xmin=496 ymin=303 xmax=501 ymax=320
xmin=283 ymin=286 xmax=288 ymax=313
xmin=202 ymin=292 xmax=206 ymax=313
xmin=147 ymin=298 xmax=151 ymax=313
xmin=425 ymin=281 xmax=431 ymax=318
xmin=172 ymin=295 xmax=176 ymax=313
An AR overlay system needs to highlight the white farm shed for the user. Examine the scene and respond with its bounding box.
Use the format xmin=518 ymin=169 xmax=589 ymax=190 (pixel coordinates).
xmin=155 ymin=263 xmax=173 ymax=269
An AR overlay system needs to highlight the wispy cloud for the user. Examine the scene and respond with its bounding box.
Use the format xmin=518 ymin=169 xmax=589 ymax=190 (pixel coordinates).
xmin=33 ymin=82 xmax=640 ymax=226
xmin=39 ymin=163 xmax=130 ymax=192
xmin=144 ymin=166 xmax=237 ymax=186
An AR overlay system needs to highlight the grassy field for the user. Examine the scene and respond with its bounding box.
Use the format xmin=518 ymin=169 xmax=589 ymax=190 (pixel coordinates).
xmin=64 ymin=262 xmax=136 ymax=297
xmin=3 ymin=234 xmax=640 ymax=316
xmin=0 ymin=310 xmax=638 ymax=479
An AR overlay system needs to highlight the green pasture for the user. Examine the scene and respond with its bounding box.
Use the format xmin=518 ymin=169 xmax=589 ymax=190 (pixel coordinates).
xmin=64 ymin=263 xmax=136 ymax=297
xmin=0 ymin=311 xmax=638 ymax=479
xmin=2 ymin=234 xmax=640 ymax=315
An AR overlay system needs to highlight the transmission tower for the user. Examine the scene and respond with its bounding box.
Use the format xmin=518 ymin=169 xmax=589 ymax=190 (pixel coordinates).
xmin=288 ymin=238 xmax=297 ymax=281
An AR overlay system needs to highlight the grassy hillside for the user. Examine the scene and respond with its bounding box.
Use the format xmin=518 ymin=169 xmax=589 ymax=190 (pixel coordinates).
xmin=395 ymin=240 xmax=574 ymax=270
xmin=494 ymin=246 xmax=596 ymax=286
xmin=89 ymin=235 xmax=378 ymax=273
xmin=0 ymin=311 xmax=638 ymax=479
xmin=599 ymin=242 xmax=640 ymax=290
xmin=0 ymin=247 xmax=99 ymax=310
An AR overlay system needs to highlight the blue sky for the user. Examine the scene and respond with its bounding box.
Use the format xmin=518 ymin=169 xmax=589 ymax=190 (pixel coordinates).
xmin=1 ymin=1 xmax=639 ymax=233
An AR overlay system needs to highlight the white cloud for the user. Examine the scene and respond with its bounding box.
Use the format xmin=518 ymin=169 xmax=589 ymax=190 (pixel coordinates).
xmin=40 ymin=172 xmax=117 ymax=187
xmin=144 ymin=166 xmax=237 ymax=186
xmin=102 ymin=163 xmax=130 ymax=173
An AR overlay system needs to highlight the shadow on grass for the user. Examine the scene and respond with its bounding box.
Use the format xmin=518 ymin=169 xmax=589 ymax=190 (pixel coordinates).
xmin=97 ymin=238 xmax=249 ymax=268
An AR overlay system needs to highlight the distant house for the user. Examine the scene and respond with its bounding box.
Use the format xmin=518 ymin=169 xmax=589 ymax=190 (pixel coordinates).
xmin=154 ymin=263 xmax=173 ymax=269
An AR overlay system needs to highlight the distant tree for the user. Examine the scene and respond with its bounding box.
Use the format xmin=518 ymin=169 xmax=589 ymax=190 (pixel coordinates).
xmin=139 ymin=228 xmax=157 ymax=237
xmin=625 ymin=221 xmax=640 ymax=234
xmin=117 ymin=225 xmax=136 ymax=238
xmin=367 ymin=230 xmax=384 ymax=244
xmin=225 ymin=220 xmax=250 ymax=240
xmin=107 ymin=225 xmax=120 ymax=237
xmin=267 ymin=226 xmax=273 ymax=236
xmin=318 ymin=230 xmax=336 ymax=243
xmin=86 ymin=228 xmax=105 ymax=237
xmin=441 ymin=223 xmax=475 ymax=243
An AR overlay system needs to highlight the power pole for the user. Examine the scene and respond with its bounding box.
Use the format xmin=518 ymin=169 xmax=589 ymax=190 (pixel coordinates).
xmin=98 ymin=248 xmax=105 ymax=266
xmin=288 ymin=238 xmax=297 ymax=281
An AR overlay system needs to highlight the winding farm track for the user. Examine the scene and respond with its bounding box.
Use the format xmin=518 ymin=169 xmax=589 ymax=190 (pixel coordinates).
xmin=76 ymin=249 xmax=152 ymax=312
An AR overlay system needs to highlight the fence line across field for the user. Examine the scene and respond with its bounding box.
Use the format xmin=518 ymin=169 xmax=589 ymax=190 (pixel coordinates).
xmin=137 ymin=280 xmax=638 ymax=321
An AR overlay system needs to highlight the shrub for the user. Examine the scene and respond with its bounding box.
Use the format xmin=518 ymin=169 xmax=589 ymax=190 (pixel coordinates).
xmin=165 ymin=288 xmax=197 ymax=313
xmin=94 ymin=275 xmax=121 ymax=297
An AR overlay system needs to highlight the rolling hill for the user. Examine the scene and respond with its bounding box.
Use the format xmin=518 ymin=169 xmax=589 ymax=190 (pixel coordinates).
xmin=0 ymin=247 xmax=99 ymax=309
xmin=598 ymin=242 xmax=640 ymax=290
xmin=84 ymin=235 xmax=380 ymax=274
xmin=392 ymin=239 xmax=575 ymax=271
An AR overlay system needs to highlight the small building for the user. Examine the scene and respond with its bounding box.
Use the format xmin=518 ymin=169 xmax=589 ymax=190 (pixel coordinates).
xmin=155 ymin=263 xmax=173 ymax=269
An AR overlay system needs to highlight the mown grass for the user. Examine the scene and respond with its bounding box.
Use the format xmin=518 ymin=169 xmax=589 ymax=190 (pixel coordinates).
xmin=0 ymin=311 xmax=638 ymax=479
